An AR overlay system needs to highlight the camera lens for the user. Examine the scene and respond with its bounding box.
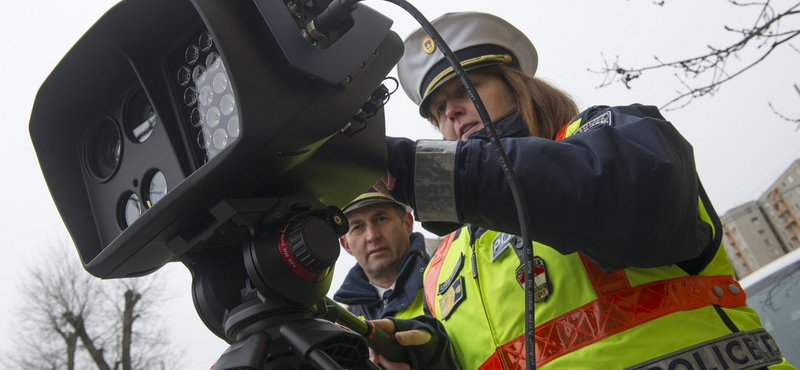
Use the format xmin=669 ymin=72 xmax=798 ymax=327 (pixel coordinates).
xmin=121 ymin=192 xmax=142 ymax=229
xmin=146 ymin=171 xmax=167 ymax=208
xmin=206 ymin=106 xmax=221 ymax=127
xmin=190 ymin=107 xmax=203 ymax=128
xmin=227 ymin=115 xmax=240 ymax=138
xmin=199 ymin=32 xmax=213 ymax=52
xmin=177 ymin=66 xmax=191 ymax=86
xmin=213 ymin=128 xmax=228 ymax=150
xmin=213 ymin=72 xmax=228 ymax=94
xmin=124 ymin=88 xmax=158 ymax=143
xmin=183 ymin=86 xmax=197 ymax=107
xmin=85 ymin=117 xmax=122 ymax=182
xmin=185 ymin=44 xmax=200 ymax=65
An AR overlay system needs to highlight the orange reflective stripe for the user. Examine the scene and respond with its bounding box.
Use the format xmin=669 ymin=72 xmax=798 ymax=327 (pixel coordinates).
xmin=555 ymin=120 xmax=578 ymax=141
xmin=424 ymin=231 xmax=458 ymax=318
xmin=478 ymin=334 xmax=527 ymax=370
xmin=555 ymin=123 xmax=570 ymax=141
xmin=478 ymin=355 xmax=504 ymax=370
xmin=579 ymin=254 xmax=630 ymax=297
xmin=535 ymin=275 xmax=747 ymax=368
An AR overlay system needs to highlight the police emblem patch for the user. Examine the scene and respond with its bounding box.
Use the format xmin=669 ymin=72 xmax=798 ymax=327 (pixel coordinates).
xmin=533 ymin=256 xmax=551 ymax=302
xmin=437 ymin=253 xmax=464 ymax=295
xmin=439 ymin=276 xmax=465 ymax=320
xmin=492 ymin=233 xmax=515 ymax=262
xmin=575 ymin=110 xmax=612 ymax=135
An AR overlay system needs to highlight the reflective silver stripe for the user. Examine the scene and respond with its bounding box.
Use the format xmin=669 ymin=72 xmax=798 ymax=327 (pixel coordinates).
xmin=414 ymin=140 xmax=458 ymax=222
xmin=624 ymin=328 xmax=782 ymax=370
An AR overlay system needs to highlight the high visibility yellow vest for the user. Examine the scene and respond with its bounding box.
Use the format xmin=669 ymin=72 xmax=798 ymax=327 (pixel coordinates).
xmin=424 ymin=228 xmax=528 ymax=369
xmin=424 ymin=223 xmax=794 ymax=369
xmin=394 ymin=290 xmax=426 ymax=320
xmin=346 ymin=290 xmax=424 ymax=321
xmin=420 ymin=117 xmax=795 ymax=370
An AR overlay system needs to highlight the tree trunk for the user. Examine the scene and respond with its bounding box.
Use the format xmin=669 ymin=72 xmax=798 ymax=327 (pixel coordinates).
xmin=65 ymin=331 xmax=77 ymax=370
xmin=55 ymin=324 xmax=79 ymax=370
xmin=64 ymin=312 xmax=111 ymax=370
xmin=122 ymin=289 xmax=141 ymax=370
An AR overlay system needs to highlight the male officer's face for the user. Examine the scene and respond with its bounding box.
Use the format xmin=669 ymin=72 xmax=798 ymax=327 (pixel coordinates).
xmin=340 ymin=203 xmax=413 ymax=284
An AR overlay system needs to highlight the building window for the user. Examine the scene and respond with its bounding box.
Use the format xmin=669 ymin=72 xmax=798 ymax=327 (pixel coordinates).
xmin=764 ymin=238 xmax=773 ymax=246
xmin=789 ymin=175 xmax=795 ymax=184
xmin=752 ymin=217 xmax=761 ymax=226
xmin=758 ymin=228 xmax=766 ymax=235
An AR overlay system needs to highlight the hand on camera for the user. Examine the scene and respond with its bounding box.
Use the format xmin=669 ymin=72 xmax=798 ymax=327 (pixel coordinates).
xmin=381 ymin=137 xmax=416 ymax=207
xmin=368 ymin=319 xmax=431 ymax=370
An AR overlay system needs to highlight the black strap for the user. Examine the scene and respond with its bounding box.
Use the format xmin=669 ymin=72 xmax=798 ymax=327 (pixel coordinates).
xmin=677 ymin=179 xmax=723 ymax=275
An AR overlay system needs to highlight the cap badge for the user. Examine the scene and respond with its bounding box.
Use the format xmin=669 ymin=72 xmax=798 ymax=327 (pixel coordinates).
xmin=422 ymin=37 xmax=436 ymax=54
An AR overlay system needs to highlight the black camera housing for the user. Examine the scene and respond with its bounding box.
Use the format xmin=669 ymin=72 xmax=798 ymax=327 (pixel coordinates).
xmin=29 ymin=0 xmax=403 ymax=279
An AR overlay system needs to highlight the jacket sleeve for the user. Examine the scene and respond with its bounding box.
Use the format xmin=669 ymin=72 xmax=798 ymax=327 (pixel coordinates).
xmin=396 ymin=104 xmax=708 ymax=270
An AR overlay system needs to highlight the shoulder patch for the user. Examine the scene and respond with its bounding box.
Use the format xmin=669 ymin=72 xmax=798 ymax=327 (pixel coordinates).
xmin=575 ymin=110 xmax=612 ymax=135
xmin=491 ymin=233 xmax=516 ymax=262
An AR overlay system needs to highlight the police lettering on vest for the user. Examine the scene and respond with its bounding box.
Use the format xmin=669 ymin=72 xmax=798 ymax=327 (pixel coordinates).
xmin=625 ymin=329 xmax=782 ymax=370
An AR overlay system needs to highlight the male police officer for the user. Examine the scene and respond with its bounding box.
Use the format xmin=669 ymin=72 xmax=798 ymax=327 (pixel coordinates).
xmin=334 ymin=191 xmax=429 ymax=320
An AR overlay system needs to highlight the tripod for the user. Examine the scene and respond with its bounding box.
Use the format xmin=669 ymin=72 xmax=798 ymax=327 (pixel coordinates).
xmin=173 ymin=198 xmax=405 ymax=369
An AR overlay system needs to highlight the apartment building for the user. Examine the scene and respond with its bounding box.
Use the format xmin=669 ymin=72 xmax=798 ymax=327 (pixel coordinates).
xmin=758 ymin=159 xmax=800 ymax=252
xmin=721 ymin=159 xmax=800 ymax=278
xmin=721 ymin=202 xmax=785 ymax=278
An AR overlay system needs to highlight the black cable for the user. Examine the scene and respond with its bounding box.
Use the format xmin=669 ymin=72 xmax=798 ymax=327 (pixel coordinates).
xmin=359 ymin=1 xmax=536 ymax=368
xmin=314 ymin=0 xmax=537 ymax=367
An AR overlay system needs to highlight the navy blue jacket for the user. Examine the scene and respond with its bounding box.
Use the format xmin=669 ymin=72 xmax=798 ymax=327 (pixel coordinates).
xmin=333 ymin=232 xmax=430 ymax=320
xmin=386 ymin=105 xmax=716 ymax=272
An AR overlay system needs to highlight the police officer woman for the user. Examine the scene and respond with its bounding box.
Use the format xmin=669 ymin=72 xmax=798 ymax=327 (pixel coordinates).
xmin=371 ymin=11 xmax=796 ymax=370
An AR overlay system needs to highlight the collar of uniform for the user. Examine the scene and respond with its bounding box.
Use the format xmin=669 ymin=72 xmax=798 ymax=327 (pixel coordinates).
xmin=467 ymin=111 xmax=529 ymax=140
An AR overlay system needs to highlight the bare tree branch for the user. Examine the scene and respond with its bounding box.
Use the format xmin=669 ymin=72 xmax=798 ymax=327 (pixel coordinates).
xmin=769 ymin=84 xmax=800 ymax=130
xmin=1 ymin=241 xmax=184 ymax=370
xmin=594 ymin=0 xmax=800 ymax=115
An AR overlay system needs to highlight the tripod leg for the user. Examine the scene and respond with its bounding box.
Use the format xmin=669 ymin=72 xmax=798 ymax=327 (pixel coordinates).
xmin=212 ymin=332 xmax=270 ymax=370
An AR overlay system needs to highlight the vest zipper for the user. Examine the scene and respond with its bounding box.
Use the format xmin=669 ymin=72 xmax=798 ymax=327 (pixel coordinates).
xmin=469 ymin=226 xmax=479 ymax=279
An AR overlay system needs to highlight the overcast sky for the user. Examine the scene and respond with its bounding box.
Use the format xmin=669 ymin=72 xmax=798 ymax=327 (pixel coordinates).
xmin=2 ymin=0 xmax=799 ymax=369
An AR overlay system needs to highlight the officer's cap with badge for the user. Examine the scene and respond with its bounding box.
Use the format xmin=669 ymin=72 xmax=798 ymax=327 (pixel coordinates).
xmin=397 ymin=12 xmax=538 ymax=118
xmin=341 ymin=189 xmax=410 ymax=215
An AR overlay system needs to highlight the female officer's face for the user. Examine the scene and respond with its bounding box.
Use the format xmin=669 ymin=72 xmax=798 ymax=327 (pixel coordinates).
xmin=426 ymin=71 xmax=516 ymax=141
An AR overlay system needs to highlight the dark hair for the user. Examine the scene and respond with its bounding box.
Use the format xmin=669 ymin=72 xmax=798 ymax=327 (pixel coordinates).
xmin=427 ymin=65 xmax=578 ymax=140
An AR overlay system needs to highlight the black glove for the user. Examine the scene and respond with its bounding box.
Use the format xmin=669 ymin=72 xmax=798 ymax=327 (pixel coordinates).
xmin=385 ymin=136 xmax=416 ymax=208
xmin=389 ymin=316 xmax=461 ymax=370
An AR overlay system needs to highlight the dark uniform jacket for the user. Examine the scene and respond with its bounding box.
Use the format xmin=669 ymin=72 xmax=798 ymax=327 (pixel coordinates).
xmin=387 ymin=104 xmax=716 ymax=272
xmin=334 ymin=232 xmax=430 ymax=320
